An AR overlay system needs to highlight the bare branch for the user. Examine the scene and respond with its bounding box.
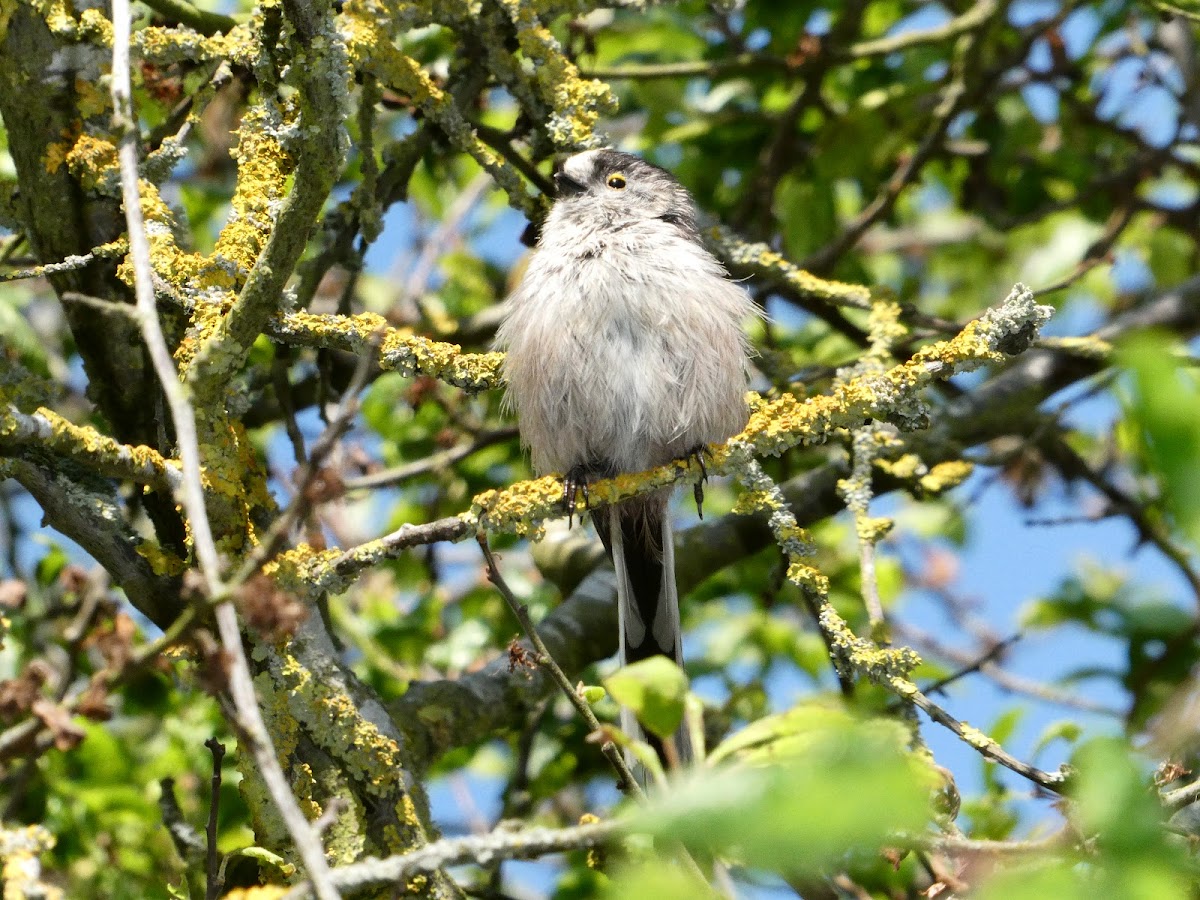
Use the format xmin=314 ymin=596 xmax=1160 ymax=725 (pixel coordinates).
xmin=110 ymin=1 xmax=339 ymax=895
xmin=284 ymin=820 xmax=619 ymax=899
xmin=343 ymin=428 xmax=517 ymax=492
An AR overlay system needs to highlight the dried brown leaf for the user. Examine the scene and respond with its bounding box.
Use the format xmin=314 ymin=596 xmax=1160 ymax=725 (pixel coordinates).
xmin=237 ymin=573 xmax=308 ymax=641
xmin=32 ymin=698 xmax=86 ymax=751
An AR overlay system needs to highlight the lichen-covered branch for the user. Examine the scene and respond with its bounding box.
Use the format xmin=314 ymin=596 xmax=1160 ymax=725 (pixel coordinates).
xmin=271 ymin=284 xmax=1049 ymax=604
xmin=472 ymin=284 xmax=1051 ymax=538
xmin=0 ymin=405 xmax=181 ymax=494
xmin=266 ymin=311 xmax=504 ymax=392
xmin=395 ymin=278 xmax=1200 ymax=764
xmin=6 ymin=458 xmax=182 ymax=628
xmin=185 ymin=0 xmax=352 ymax=402
xmin=709 ymin=226 xmax=872 ymax=310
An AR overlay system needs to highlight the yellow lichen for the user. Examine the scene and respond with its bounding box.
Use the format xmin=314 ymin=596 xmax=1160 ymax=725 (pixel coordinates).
xmin=43 ymin=140 xmax=72 ymax=175
xmin=268 ymin=653 xmax=426 ymax=846
xmin=958 ymin=724 xmax=995 ymax=751
xmin=732 ymin=490 xmax=775 ymax=515
xmin=919 ymin=460 xmax=974 ymax=495
xmin=710 ymin=226 xmax=872 ymax=308
xmin=497 ymin=0 xmax=615 ymax=146
xmin=74 ymin=76 xmax=111 ymax=119
xmin=135 ymin=22 xmax=262 ymax=68
xmin=111 ymin=180 xmax=215 ymax=291
xmin=135 ymin=540 xmax=188 ymax=576
xmin=875 ymin=453 xmax=924 ymax=480
xmin=855 ymin=515 xmax=893 ymax=543
xmin=786 ymin=561 xmax=829 ymax=594
xmin=77 ymin=7 xmax=113 ymax=45
xmin=34 ymin=0 xmax=83 ymax=37
xmin=1 ymin=406 xmax=178 ymax=492
xmin=211 ymin=106 xmax=295 ymax=277
xmin=62 ymin=133 xmax=119 ymax=190
xmin=264 ymin=545 xmax=345 ymax=593
xmin=0 ymin=824 xmax=60 ymax=900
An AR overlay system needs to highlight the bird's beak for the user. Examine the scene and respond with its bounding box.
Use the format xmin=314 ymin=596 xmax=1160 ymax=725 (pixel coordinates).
xmin=553 ymin=171 xmax=587 ymax=198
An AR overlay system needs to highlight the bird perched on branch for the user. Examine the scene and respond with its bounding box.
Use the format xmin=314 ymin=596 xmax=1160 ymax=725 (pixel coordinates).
xmin=497 ymin=149 xmax=757 ymax=769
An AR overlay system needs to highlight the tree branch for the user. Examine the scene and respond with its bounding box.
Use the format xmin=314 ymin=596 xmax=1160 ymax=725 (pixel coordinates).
xmin=111 ymin=1 xmax=340 ymax=894
xmin=284 ymin=820 xmax=620 ymax=899
xmin=393 ymin=276 xmax=1200 ymax=764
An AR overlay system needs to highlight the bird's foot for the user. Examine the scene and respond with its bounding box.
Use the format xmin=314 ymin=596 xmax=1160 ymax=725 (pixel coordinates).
xmin=562 ymin=464 xmax=593 ymax=529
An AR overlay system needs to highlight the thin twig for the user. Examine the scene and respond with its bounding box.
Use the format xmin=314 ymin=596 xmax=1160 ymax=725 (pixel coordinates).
xmin=110 ymin=0 xmax=220 ymax=617
xmin=903 ymin=685 xmax=1069 ymax=791
xmin=109 ymin=5 xmax=340 ymax=897
xmin=476 ymin=535 xmax=720 ymax=892
xmin=857 ymin=536 xmax=887 ymax=639
xmin=343 ymin=428 xmax=517 ymax=491
xmin=919 ymin=634 xmax=1021 ymax=696
xmin=475 ymin=532 xmax=644 ymax=800
xmin=803 ymin=0 xmax=999 ymax=272
xmin=894 ymin=621 xmax=1120 ymax=716
xmin=1037 ymin=433 xmax=1200 ymax=611
xmin=844 ymin=1 xmax=1000 ymax=59
xmin=399 ymin=171 xmax=492 ymax=307
xmin=272 ymin=348 xmax=309 ymax=467
xmin=204 ymin=738 xmax=225 ymax=900
xmin=327 ymin=516 xmax=473 ymax=586
xmin=1163 ymin=776 xmax=1200 ymax=811
xmin=1033 ymin=202 xmax=1138 ymax=297
xmin=0 ymin=248 xmax=122 ymax=283
xmin=582 ymin=53 xmax=794 ymax=81
xmin=230 ymin=338 xmax=379 ymax=587
xmin=923 ymin=832 xmax=1073 ymax=856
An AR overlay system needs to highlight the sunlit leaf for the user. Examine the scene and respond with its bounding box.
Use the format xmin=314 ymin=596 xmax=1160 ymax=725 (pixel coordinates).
xmin=605 ymin=656 xmax=688 ymax=739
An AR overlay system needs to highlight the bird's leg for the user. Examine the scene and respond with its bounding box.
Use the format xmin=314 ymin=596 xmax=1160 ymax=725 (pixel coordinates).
xmin=678 ymin=444 xmax=711 ymax=519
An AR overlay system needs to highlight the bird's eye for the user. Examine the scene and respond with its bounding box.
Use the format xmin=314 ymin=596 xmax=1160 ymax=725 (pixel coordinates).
xmin=606 ymin=173 xmax=627 ymax=190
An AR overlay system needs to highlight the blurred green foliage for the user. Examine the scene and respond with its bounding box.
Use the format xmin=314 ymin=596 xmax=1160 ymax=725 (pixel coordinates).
xmin=2 ymin=0 xmax=1200 ymax=897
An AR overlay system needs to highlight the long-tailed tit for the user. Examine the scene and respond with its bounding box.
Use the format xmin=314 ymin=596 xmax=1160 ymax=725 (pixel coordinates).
xmin=497 ymin=149 xmax=757 ymax=766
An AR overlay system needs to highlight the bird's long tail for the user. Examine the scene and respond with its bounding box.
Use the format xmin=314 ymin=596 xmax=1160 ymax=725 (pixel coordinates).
xmin=595 ymin=494 xmax=693 ymax=772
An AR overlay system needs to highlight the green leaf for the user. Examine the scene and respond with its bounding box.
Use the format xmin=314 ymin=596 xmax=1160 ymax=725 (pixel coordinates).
xmin=635 ymin=709 xmax=936 ymax=873
xmin=603 ymin=859 xmax=718 ymax=900
xmin=226 ymin=846 xmax=296 ymax=877
xmin=1070 ymin=738 xmax=1167 ymax=858
xmin=1031 ymin=720 xmax=1082 ymax=759
xmin=708 ymin=700 xmax=912 ymax=766
xmin=580 ymin=685 xmax=607 ymax=705
xmin=604 ymin=656 xmax=688 ymax=739
xmin=1118 ymin=333 xmax=1200 ymax=546
xmin=974 ymin=865 xmax=1098 ymax=900
xmin=989 ymin=707 xmax=1024 ymax=746
xmin=35 ymin=544 xmax=69 ymax=587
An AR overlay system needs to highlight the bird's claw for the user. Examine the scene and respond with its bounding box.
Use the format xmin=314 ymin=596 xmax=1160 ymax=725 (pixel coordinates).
xmin=680 ymin=444 xmax=710 ymax=519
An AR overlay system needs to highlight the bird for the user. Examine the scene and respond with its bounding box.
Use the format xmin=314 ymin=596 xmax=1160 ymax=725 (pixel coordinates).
xmin=496 ymin=148 xmax=757 ymax=769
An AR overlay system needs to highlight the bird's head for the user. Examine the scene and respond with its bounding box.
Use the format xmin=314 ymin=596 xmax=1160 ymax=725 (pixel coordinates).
xmin=550 ymin=149 xmax=699 ymax=235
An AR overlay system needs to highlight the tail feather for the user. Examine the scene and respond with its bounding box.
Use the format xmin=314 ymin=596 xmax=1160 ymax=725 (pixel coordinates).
xmin=597 ymin=497 xmax=693 ymax=774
